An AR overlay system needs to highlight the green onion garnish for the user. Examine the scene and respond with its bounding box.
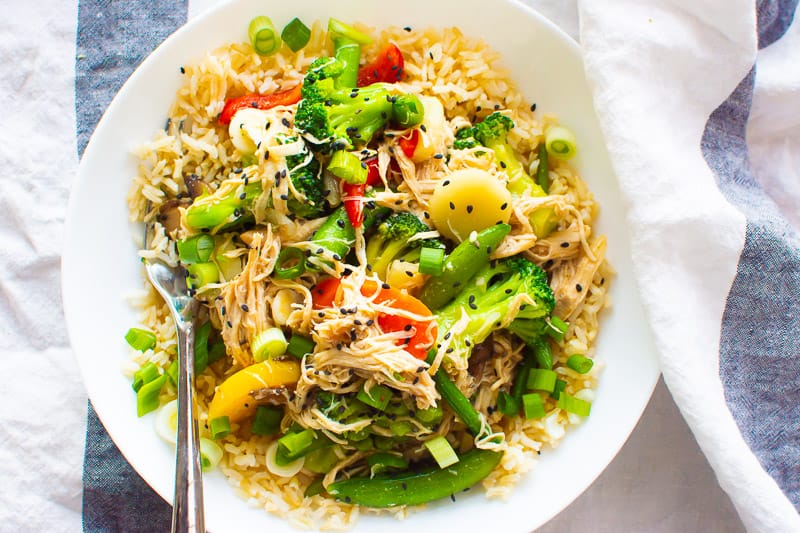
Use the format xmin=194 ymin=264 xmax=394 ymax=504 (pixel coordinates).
xmin=278 ymin=429 xmax=316 ymax=460
xmin=132 ymin=362 xmax=160 ymax=392
xmin=327 ymin=18 xmax=373 ymax=45
xmin=545 ymin=316 xmax=569 ymax=342
xmin=251 ymin=327 xmax=288 ymax=362
xmin=496 ymin=391 xmax=519 ymax=417
xmin=194 ymin=321 xmax=211 ymax=374
xmin=166 ymin=360 xmax=179 ymax=387
xmin=248 ymin=16 xmax=281 ymax=56
xmin=186 ymin=262 xmax=219 ymax=290
xmin=414 ymin=405 xmax=444 ymax=425
xmin=424 ymin=435 xmax=459 ymax=469
xmin=274 ymin=247 xmax=306 ymax=279
xmin=545 ymin=125 xmax=577 ymax=160
xmin=209 ymin=415 xmax=231 ymax=439
xmin=391 ymin=94 xmax=425 ymax=128
xmin=536 ymin=141 xmax=550 ymax=193
xmin=304 ymin=478 xmax=325 ymax=497
xmin=566 ymin=354 xmax=594 ymax=374
xmin=136 ymin=374 xmax=166 ymax=417
xmin=357 ymin=383 xmax=392 ymax=411
xmin=304 ymin=446 xmax=340 ymax=474
xmin=419 ymin=246 xmax=445 ymax=276
xmin=199 ymin=437 xmax=223 ymax=470
xmin=367 ymin=452 xmax=408 ymax=476
xmin=125 ymin=327 xmax=156 ymax=352
xmin=522 ymin=392 xmax=546 ymax=419
xmin=176 ymin=234 xmax=215 ymax=264
xmin=327 ymin=150 xmax=368 ymax=184
xmin=390 ymin=420 xmax=413 ymax=436
xmin=558 ymin=393 xmax=592 ymax=417
xmin=550 ymin=378 xmax=567 ymax=400
xmin=286 ymin=333 xmax=315 ymax=359
xmin=281 ymin=17 xmax=311 ymax=52
xmin=252 ymin=405 xmax=283 ymax=436
xmin=526 ymin=368 xmax=558 ymax=392
xmin=207 ymin=340 xmax=226 ymax=366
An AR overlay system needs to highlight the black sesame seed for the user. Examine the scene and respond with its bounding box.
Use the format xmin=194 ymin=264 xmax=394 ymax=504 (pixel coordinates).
xmin=382 ymin=283 xmax=390 ymax=290
xmin=500 ymin=202 xmax=508 ymax=210
xmin=560 ymin=242 xmax=570 ymax=248
xmin=226 ymin=320 xmax=232 ymax=328
xmin=442 ymin=180 xmax=450 ymax=187
xmin=530 ymin=103 xmax=537 ymax=112
xmin=233 ymin=167 xmax=243 ymax=174
xmin=280 ymin=194 xmax=288 ymax=201
xmin=423 ymin=211 xmax=430 ymax=219
xmin=405 ymin=271 xmax=413 ymax=277
xmin=601 ymin=278 xmax=606 ymax=285
xmin=241 ymin=304 xmax=249 ymax=312
xmin=316 ymin=248 xmax=324 ymax=254
xmin=413 ymin=376 xmax=419 ymax=385
xmin=429 ymin=51 xmax=434 ymax=60
xmin=494 ymin=104 xmax=500 ymax=110
xmin=576 ymin=284 xmax=583 ymax=292
xmin=469 ymin=302 xmax=478 ymax=310
xmin=281 ymin=118 xmax=290 ymax=127
xmin=449 ymin=201 xmax=455 ymax=210
xmin=366 ymin=263 xmax=373 ymax=271
xmin=239 ymin=192 xmax=246 ymax=200
xmin=318 ymin=311 xmax=324 ymax=318
xmin=543 ymin=259 xmax=554 ymax=269
xmin=179 ymin=66 xmax=185 ymax=74
xmin=403 ymin=26 xmax=412 ymax=32
xmin=366 ymin=319 xmax=374 ymax=326
xmin=467 ymin=205 xmax=474 ymax=214
xmin=434 ymin=153 xmax=444 ymax=159
xmin=336 ymin=219 xmax=345 ymax=228
xmin=332 ymin=254 xmax=341 ymax=261
xmin=505 ymin=288 xmax=513 ymax=294
xmin=420 ymin=124 xmax=427 ymax=132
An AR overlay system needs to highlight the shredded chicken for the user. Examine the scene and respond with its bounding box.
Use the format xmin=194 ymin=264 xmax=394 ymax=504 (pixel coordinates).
xmin=551 ymin=236 xmax=607 ymax=319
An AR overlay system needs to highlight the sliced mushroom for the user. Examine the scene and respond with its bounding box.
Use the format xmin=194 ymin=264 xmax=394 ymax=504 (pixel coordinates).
xmin=250 ymin=385 xmax=293 ymax=405
xmin=468 ymin=340 xmax=493 ymax=378
xmin=184 ymin=174 xmax=209 ymax=199
xmin=156 ymin=198 xmax=189 ymax=235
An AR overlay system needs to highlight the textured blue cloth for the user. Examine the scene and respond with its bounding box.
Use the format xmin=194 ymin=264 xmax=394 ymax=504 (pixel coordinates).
xmin=76 ymin=1 xmax=186 ymax=530
xmin=703 ymin=0 xmax=800 ymax=511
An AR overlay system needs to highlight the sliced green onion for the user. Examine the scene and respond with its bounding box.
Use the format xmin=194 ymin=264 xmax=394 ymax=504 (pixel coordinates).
xmin=248 ymin=16 xmax=281 ymax=56
xmin=424 ymin=435 xmax=458 ymax=469
xmin=207 ymin=340 xmax=226 ymax=366
xmin=286 ymin=333 xmax=315 ymax=359
xmin=186 ymin=262 xmax=219 ymax=290
xmin=545 ymin=125 xmax=577 ymax=160
xmin=136 ymin=374 xmax=166 ymax=417
xmin=266 ymin=440 xmax=304 ymax=477
xmin=154 ymin=399 xmax=178 ymax=444
xmin=536 ymin=141 xmax=550 ymax=193
xmin=274 ymin=247 xmax=306 ymax=279
xmin=545 ymin=316 xmax=569 ymax=342
xmin=278 ymin=429 xmax=316 ymax=460
xmin=533 ymin=338 xmax=553 ymax=370
xmin=305 ymin=477 xmax=325 ymax=497
xmin=415 ymin=405 xmax=443 ymax=425
xmin=566 ymin=354 xmax=594 ymax=374
xmin=327 ymin=18 xmax=373 ymax=45
xmin=281 ymin=17 xmax=311 ymax=52
xmin=132 ymin=362 xmax=160 ymax=392
xmin=367 ymin=452 xmax=408 ymax=476
xmin=209 ymin=416 xmax=231 ymax=440
xmin=496 ymin=391 xmax=519 ymax=417
xmin=357 ymin=383 xmax=392 ymax=411
xmin=419 ymin=247 xmax=445 ymax=276
xmin=252 ymin=405 xmax=283 ymax=436
xmin=125 ymin=327 xmax=156 ymax=352
xmin=328 ymin=150 xmax=368 ymax=184
xmin=558 ymin=393 xmax=592 ymax=417
xmin=200 ymin=437 xmax=223 ymax=470
xmin=526 ymin=368 xmax=558 ymax=392
xmin=391 ymin=94 xmax=425 ymax=128
xmin=194 ymin=321 xmax=211 ymax=374
xmin=522 ymin=392 xmax=546 ymax=419
xmin=305 ymin=446 xmax=340 ymax=474
xmin=389 ymin=420 xmax=413 ymax=437
xmin=251 ymin=327 xmax=288 ymax=362
xmin=176 ymin=234 xmax=215 ymax=264
xmin=166 ymin=360 xmax=179 ymax=387
xmin=550 ymin=378 xmax=567 ymax=400
xmin=352 ymin=437 xmax=375 ymax=452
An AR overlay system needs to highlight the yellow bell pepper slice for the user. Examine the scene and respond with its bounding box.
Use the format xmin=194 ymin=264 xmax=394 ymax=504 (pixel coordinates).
xmin=208 ymin=359 xmax=300 ymax=423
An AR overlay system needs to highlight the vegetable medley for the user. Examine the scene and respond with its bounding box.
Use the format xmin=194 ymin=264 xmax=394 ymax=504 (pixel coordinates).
xmin=127 ymin=16 xmax=605 ymax=512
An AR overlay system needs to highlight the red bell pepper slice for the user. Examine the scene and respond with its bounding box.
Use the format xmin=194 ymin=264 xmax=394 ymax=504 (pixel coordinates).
xmin=342 ymin=158 xmax=381 ymax=228
xmin=357 ymin=43 xmax=405 ymax=86
xmin=312 ymin=278 xmax=437 ymax=359
xmin=218 ymin=84 xmax=302 ymax=125
xmin=397 ymin=129 xmax=420 ymax=159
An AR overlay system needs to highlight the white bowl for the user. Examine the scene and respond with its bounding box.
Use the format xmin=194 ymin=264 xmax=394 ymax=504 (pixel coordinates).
xmin=62 ymin=0 xmax=660 ymax=531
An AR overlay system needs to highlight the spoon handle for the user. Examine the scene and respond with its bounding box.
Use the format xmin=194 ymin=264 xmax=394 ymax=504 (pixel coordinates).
xmin=172 ymin=322 xmax=205 ymax=533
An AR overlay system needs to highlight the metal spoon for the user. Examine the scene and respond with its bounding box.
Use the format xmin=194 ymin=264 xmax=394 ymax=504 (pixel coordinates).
xmin=143 ymin=223 xmax=205 ymax=533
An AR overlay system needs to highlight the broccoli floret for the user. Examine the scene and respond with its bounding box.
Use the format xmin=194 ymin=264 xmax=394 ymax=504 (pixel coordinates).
xmin=286 ymin=151 xmax=326 ymax=218
xmin=453 ymin=127 xmax=480 ymax=150
xmin=435 ymin=256 xmax=555 ymax=360
xmin=365 ymin=212 xmax=442 ymax=279
xmin=295 ymin=57 xmax=422 ymax=151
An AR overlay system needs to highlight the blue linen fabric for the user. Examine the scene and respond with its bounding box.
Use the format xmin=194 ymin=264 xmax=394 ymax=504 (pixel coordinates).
xmin=702 ymin=0 xmax=800 ymax=511
xmin=76 ymin=1 xmax=187 ymax=530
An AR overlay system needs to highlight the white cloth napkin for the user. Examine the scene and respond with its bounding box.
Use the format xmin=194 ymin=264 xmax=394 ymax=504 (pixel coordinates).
xmin=578 ymin=0 xmax=800 ymax=530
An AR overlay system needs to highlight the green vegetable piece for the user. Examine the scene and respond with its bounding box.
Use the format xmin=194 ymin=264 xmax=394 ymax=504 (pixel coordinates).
xmin=566 ymin=354 xmax=594 ymax=374
xmin=357 ymin=383 xmax=392 ymax=411
xmin=527 ymin=368 xmax=558 ymax=392
xmin=281 ymin=17 xmax=311 ymax=52
xmin=550 ymin=379 xmax=567 ymax=400
xmin=545 ymin=316 xmax=569 ymax=342
xmin=166 ymin=360 xmax=179 ymax=387
xmin=176 ymin=234 xmax=215 ymax=264
xmin=286 ymin=333 xmax=315 ymax=359
xmin=209 ymin=416 xmax=231 ymax=439
xmin=251 ymin=327 xmax=288 ymax=362
xmin=125 ymin=327 xmax=157 ymax=352
xmin=418 ymin=223 xmax=511 ymax=310
xmin=496 ymin=391 xmax=519 ymax=417
xmin=328 ymin=18 xmax=372 ymax=89
xmin=305 ymin=477 xmax=326 ymax=497
xmin=522 ymin=393 xmax=546 ymax=419
xmin=207 ymin=340 xmax=226 ymax=366
xmin=186 ymin=262 xmax=219 ymax=290
xmin=415 ymin=405 xmax=443 ymax=425
xmin=545 ymin=125 xmax=577 ymax=160
xmin=558 ymin=393 xmax=591 ymax=416
xmin=327 ymin=448 xmax=503 ymax=507
xmin=536 ymin=142 xmax=550 ymax=194
xmin=364 ymin=211 xmax=441 ymax=280
xmin=419 ymin=246 xmax=445 ymax=276
xmin=136 ymin=374 xmax=166 ymax=417
xmin=425 ymin=350 xmax=482 ymax=435
xmin=309 ymin=205 xmax=356 ymax=264
xmin=510 ymin=347 xmax=537 ymax=414
xmin=305 ymin=446 xmax=340 ymax=474
xmin=274 ymin=247 xmax=307 ymax=279
xmin=424 ymin=435 xmax=458 ymax=469
xmin=249 ymin=16 xmax=281 ymax=56
xmin=389 ymin=420 xmax=413 ymax=437
xmin=193 ymin=321 xmax=212 ymax=374
xmin=278 ymin=429 xmax=317 ymax=461
xmin=367 ymin=453 xmax=408 ymax=477
xmin=328 ymin=150 xmax=368 ymax=184
xmin=391 ymin=94 xmax=425 ymax=128
xmin=252 ymin=406 xmax=283 ymax=436
xmin=132 ymin=362 xmax=160 ymax=392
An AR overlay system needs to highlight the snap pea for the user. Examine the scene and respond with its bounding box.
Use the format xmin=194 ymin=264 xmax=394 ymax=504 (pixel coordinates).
xmin=426 ymin=350 xmax=482 ymax=435
xmin=309 ymin=206 xmax=355 ymax=264
xmin=418 ymin=223 xmax=511 ymax=310
xmin=327 ymin=448 xmax=502 ymax=507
